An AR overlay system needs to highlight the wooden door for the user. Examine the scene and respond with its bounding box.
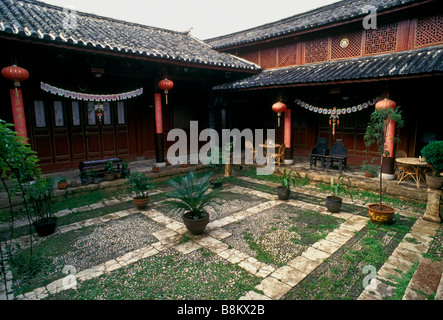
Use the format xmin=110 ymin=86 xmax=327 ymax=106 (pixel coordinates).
xmin=31 ymin=99 xmax=130 ymax=171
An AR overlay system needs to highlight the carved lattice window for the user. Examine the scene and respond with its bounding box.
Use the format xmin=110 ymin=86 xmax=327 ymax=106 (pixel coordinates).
xmin=331 ymin=31 xmax=362 ymax=60
xmin=415 ymin=15 xmax=443 ymax=47
xmin=364 ymin=23 xmax=398 ymax=55
xmin=260 ymin=47 xmax=278 ymax=69
xmin=278 ymin=43 xmax=297 ymax=67
xmin=304 ymin=38 xmax=329 ymax=64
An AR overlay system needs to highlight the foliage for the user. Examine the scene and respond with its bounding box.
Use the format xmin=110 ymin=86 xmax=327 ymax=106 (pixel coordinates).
xmin=23 ymin=177 xmax=57 ymax=222
xmin=421 ymin=141 xmax=443 ymax=177
xmin=58 ymin=176 xmax=66 ymax=183
xmin=330 ymin=175 xmax=353 ymax=200
xmin=104 ymin=160 xmax=115 ymax=174
xmin=278 ymin=168 xmax=301 ymax=191
xmin=361 ymin=158 xmax=379 ymax=177
xmin=165 ymin=171 xmax=218 ymax=219
xmin=79 ymin=170 xmax=89 ymax=179
xmin=122 ymin=160 xmax=129 ymax=170
xmin=126 ymin=171 xmax=154 ymax=198
xmin=364 ymin=106 xmax=404 ymax=207
xmin=0 ymin=119 xmax=40 ymax=182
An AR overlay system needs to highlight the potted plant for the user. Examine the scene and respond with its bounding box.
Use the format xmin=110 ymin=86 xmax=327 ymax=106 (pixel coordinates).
xmin=127 ymin=171 xmax=154 ymax=209
xmin=364 ymin=105 xmax=404 ymax=223
xmin=361 ymin=158 xmax=379 ymax=178
xmin=277 ymin=168 xmax=301 ymax=200
xmin=121 ymin=160 xmax=130 ymax=178
xmin=57 ymin=176 xmax=68 ymax=190
xmin=421 ymin=141 xmax=443 ymax=189
xmin=326 ymin=175 xmax=353 ymax=213
xmin=104 ymin=160 xmax=115 ymax=181
xmin=24 ymin=177 xmax=58 ymax=237
xmin=165 ymin=171 xmax=218 ymax=235
xmin=80 ymin=169 xmax=91 ymax=186
xmin=70 ymin=180 xmax=78 ymax=188
xmin=89 ymin=168 xmax=101 ymax=184
xmin=152 ymin=163 xmax=159 ymax=173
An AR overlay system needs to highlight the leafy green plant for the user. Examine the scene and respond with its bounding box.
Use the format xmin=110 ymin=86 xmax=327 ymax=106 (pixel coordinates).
xmin=126 ymin=171 xmax=154 ymax=198
xmin=79 ymin=170 xmax=89 ymax=179
xmin=361 ymin=158 xmax=379 ymax=177
xmin=104 ymin=160 xmax=115 ymax=174
xmin=279 ymin=169 xmax=301 ymax=191
xmin=23 ymin=177 xmax=57 ymax=222
xmin=330 ymin=175 xmax=353 ymax=200
xmin=364 ymin=106 xmax=404 ymax=207
xmin=165 ymin=171 xmax=218 ymax=219
xmin=421 ymin=141 xmax=443 ymax=177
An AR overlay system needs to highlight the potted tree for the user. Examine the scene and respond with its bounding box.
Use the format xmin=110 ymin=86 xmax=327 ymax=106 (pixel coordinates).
xmin=166 ymin=171 xmax=218 ymax=235
xmin=57 ymin=176 xmax=68 ymax=190
xmin=104 ymin=160 xmax=115 ymax=181
xmin=127 ymin=171 xmax=154 ymax=209
xmin=364 ymin=105 xmax=404 ymax=223
xmin=277 ymin=168 xmax=301 ymax=200
xmin=421 ymin=141 xmax=443 ymax=189
xmin=25 ymin=177 xmax=58 ymax=237
xmin=326 ymin=175 xmax=353 ymax=213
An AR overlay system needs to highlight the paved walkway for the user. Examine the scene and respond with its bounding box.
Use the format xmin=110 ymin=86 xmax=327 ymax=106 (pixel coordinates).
xmin=2 ymin=176 xmax=440 ymax=300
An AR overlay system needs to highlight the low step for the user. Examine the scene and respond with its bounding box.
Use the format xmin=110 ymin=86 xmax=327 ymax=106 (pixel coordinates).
xmin=403 ymin=258 xmax=443 ymax=300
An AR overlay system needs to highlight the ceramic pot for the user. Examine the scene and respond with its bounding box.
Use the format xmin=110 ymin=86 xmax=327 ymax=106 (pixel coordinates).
xmin=34 ymin=217 xmax=58 ymax=237
xmin=326 ymin=196 xmax=342 ymax=213
xmin=368 ymin=204 xmax=395 ymax=224
xmin=133 ymin=196 xmax=149 ymax=210
xmin=104 ymin=173 xmax=114 ymax=181
xmin=210 ymin=179 xmax=223 ymax=189
xmin=182 ymin=212 xmax=209 ymax=235
xmin=277 ymin=186 xmax=290 ymax=200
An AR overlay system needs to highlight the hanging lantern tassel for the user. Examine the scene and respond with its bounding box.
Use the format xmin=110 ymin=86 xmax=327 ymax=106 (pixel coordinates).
xmin=158 ymin=78 xmax=174 ymax=105
xmin=272 ymin=102 xmax=287 ymax=127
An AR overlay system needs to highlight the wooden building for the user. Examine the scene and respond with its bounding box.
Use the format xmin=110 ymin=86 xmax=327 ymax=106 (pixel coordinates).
xmin=207 ymin=0 xmax=443 ymax=164
xmin=0 ymin=0 xmax=260 ymax=172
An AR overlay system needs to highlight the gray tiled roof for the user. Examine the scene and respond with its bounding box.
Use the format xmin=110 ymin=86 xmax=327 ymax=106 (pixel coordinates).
xmin=0 ymin=0 xmax=261 ymax=71
xmin=212 ymin=45 xmax=443 ymax=90
xmin=206 ymin=0 xmax=423 ymax=49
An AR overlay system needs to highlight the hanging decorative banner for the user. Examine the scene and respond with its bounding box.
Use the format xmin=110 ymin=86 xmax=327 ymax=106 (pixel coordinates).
xmin=40 ymin=82 xmax=143 ymax=101
xmin=294 ymin=98 xmax=380 ymax=116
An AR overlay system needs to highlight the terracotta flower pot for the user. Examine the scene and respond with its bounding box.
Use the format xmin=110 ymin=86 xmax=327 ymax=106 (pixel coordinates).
xmin=182 ymin=212 xmax=209 ymax=235
xmin=104 ymin=173 xmax=114 ymax=181
xmin=57 ymin=181 xmax=68 ymax=190
xmin=133 ymin=196 xmax=150 ymax=210
xmin=367 ymin=203 xmax=395 ymax=224
xmin=153 ymin=167 xmax=159 ymax=173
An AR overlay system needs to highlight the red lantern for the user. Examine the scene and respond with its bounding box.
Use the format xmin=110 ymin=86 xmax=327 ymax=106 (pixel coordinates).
xmin=158 ymin=78 xmax=174 ymax=105
xmin=1 ymin=65 xmax=29 ymax=86
xmin=272 ymin=102 xmax=287 ymax=127
xmin=375 ymin=98 xmax=396 ymax=110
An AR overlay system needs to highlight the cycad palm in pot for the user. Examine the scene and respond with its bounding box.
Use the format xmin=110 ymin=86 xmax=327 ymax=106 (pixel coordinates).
xmin=166 ymin=171 xmax=219 ymax=235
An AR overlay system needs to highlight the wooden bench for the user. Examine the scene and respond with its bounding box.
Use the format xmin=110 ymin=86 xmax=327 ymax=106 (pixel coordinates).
xmin=79 ymin=158 xmax=123 ymax=176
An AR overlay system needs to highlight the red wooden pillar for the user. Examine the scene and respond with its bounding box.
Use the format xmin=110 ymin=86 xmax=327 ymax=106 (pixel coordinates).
xmin=1 ymin=65 xmax=29 ymax=139
xmin=284 ymin=109 xmax=293 ymax=163
xmin=154 ymin=93 xmax=166 ymax=165
xmin=376 ymin=98 xmax=397 ymax=177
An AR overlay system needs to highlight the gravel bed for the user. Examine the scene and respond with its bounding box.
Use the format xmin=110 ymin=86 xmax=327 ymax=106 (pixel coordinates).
xmin=54 ymin=213 xmax=163 ymax=272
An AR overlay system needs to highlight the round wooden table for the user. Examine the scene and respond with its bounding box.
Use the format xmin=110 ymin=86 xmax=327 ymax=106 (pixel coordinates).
xmin=395 ymin=157 xmax=431 ymax=188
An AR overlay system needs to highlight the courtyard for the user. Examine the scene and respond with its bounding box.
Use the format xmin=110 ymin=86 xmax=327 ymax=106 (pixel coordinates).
xmin=1 ymin=164 xmax=441 ymax=302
